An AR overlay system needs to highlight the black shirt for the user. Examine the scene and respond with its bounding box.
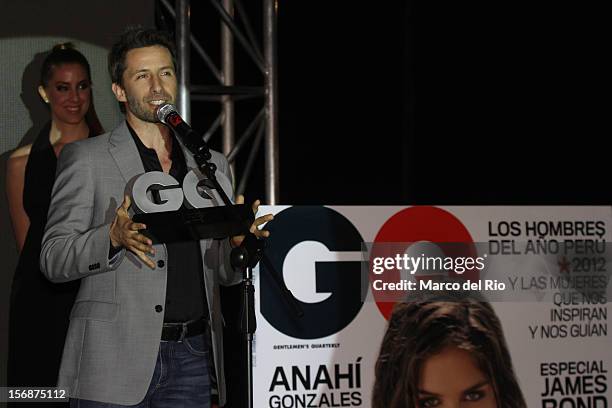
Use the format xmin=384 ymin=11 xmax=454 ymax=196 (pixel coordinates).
xmin=126 ymin=121 xmax=209 ymax=323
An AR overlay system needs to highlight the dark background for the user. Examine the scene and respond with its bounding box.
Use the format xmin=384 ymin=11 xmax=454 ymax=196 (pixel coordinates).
xmin=168 ymin=1 xmax=609 ymax=207
xmin=159 ymin=0 xmax=407 ymax=206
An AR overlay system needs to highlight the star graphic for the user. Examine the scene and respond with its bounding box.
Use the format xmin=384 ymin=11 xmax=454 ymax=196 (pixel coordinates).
xmin=557 ymin=256 xmax=571 ymax=274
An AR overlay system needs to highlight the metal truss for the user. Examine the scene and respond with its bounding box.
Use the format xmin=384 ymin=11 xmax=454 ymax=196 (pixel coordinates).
xmin=158 ymin=0 xmax=279 ymax=203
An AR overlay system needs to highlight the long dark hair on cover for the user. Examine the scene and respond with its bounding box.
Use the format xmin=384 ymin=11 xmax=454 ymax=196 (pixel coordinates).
xmin=372 ymin=295 xmax=526 ymax=408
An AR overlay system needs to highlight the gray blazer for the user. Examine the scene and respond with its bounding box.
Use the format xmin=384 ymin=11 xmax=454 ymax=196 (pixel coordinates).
xmin=40 ymin=121 xmax=240 ymax=406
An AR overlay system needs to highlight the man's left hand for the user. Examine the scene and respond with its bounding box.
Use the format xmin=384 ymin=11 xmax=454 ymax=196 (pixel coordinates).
xmin=231 ymin=195 xmax=273 ymax=247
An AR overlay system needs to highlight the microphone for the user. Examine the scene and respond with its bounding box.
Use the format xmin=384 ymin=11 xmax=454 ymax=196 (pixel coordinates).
xmin=156 ymin=103 xmax=220 ymax=189
xmin=156 ymin=103 xmax=201 ymax=146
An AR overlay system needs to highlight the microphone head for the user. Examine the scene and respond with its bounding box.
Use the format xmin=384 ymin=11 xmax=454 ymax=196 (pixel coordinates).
xmin=156 ymin=103 xmax=178 ymax=124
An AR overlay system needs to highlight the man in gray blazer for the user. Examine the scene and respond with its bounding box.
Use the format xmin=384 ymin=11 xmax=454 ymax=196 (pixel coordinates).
xmin=40 ymin=27 xmax=271 ymax=407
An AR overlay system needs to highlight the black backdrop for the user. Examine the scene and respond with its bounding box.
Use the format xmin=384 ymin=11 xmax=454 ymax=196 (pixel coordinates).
xmin=181 ymin=0 xmax=609 ymax=207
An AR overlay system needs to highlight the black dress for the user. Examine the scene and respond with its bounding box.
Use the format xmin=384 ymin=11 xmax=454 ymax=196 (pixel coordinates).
xmin=7 ymin=123 xmax=81 ymax=407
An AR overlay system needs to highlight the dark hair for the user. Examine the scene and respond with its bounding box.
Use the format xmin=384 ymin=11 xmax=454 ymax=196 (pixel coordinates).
xmin=108 ymin=26 xmax=177 ymax=86
xmin=372 ymin=296 xmax=526 ymax=408
xmin=39 ymin=43 xmax=103 ymax=136
xmin=40 ymin=42 xmax=92 ymax=87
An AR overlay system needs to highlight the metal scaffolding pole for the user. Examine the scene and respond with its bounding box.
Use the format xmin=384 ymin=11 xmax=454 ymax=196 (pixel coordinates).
xmin=263 ymin=0 xmax=279 ymax=204
xmin=176 ymin=0 xmax=191 ymax=122
xmin=221 ymin=0 xmax=235 ymax=177
xmin=160 ymin=0 xmax=223 ymax=83
xmin=160 ymin=0 xmax=279 ymax=203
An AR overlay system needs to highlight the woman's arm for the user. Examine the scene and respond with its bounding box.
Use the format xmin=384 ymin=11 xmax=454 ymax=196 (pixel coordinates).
xmin=6 ymin=148 xmax=31 ymax=252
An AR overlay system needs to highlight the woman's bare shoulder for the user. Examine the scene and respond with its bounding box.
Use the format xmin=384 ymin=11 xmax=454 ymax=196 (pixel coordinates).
xmin=9 ymin=144 xmax=33 ymax=159
xmin=7 ymin=144 xmax=32 ymax=172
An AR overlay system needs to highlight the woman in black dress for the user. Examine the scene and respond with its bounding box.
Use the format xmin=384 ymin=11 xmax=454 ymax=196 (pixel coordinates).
xmin=6 ymin=43 xmax=103 ymax=405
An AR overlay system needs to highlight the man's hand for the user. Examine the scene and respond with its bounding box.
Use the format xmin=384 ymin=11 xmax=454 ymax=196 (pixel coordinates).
xmin=109 ymin=195 xmax=156 ymax=268
xmin=231 ymin=195 xmax=273 ymax=247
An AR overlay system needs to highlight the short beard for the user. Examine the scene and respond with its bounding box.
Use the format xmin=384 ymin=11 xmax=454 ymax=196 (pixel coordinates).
xmin=126 ymin=94 xmax=158 ymax=123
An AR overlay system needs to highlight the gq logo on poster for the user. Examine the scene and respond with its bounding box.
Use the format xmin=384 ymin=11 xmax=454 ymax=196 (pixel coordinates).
xmin=260 ymin=206 xmax=365 ymax=339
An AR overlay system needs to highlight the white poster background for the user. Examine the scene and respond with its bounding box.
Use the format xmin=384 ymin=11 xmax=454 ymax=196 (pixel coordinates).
xmin=252 ymin=206 xmax=612 ymax=407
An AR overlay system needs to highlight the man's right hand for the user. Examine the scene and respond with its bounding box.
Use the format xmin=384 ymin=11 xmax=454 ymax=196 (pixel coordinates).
xmin=109 ymin=195 xmax=156 ymax=268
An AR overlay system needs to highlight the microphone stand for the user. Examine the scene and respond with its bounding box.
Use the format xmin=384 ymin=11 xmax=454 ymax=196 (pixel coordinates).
xmin=173 ymin=126 xmax=257 ymax=406
xmin=164 ymin=118 xmax=302 ymax=408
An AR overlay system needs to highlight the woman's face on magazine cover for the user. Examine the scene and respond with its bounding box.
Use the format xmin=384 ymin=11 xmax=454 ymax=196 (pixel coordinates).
xmin=417 ymin=346 xmax=497 ymax=408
